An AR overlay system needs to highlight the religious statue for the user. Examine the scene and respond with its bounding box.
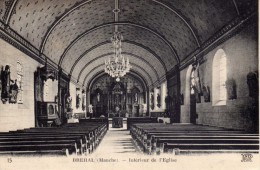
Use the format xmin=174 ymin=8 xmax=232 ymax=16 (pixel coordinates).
xmin=9 ymin=79 xmax=19 ymax=104
xmin=66 ymin=94 xmax=72 ymax=111
xmin=157 ymin=93 xmax=161 ymax=108
xmin=114 ymin=106 xmax=121 ymax=117
xmin=88 ymin=104 xmax=93 ymax=115
xmin=76 ymin=94 xmax=81 ymax=109
xmin=193 ymin=61 xmax=202 ymax=94
xmin=191 ymin=61 xmax=202 ymax=103
xmin=82 ymin=94 xmax=86 ymax=111
xmin=82 ymin=90 xmax=86 ymax=111
xmin=1 ymin=65 xmax=11 ymax=103
xmin=151 ymin=93 xmax=154 ymax=110
xmin=97 ymin=92 xmax=100 ymax=102
xmin=135 ymin=93 xmax=138 ymax=102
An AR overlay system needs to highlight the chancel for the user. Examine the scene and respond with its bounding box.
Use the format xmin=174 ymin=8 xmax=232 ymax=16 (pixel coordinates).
xmin=0 ymin=0 xmax=258 ymax=156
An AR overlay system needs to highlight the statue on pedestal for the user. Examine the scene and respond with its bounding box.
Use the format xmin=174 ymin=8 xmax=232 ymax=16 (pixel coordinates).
xmin=157 ymin=93 xmax=161 ymax=108
xmin=9 ymin=79 xmax=19 ymax=104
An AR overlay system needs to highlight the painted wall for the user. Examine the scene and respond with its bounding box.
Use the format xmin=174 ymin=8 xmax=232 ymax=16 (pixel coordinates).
xmin=0 ymin=39 xmax=40 ymax=132
xmin=180 ymin=23 xmax=258 ymax=130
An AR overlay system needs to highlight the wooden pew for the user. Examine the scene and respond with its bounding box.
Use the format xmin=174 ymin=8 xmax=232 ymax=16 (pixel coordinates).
xmin=0 ymin=121 xmax=108 ymax=156
xmin=130 ymin=123 xmax=259 ymax=155
xmin=161 ymin=143 xmax=259 ymax=154
xmin=0 ymin=136 xmax=83 ymax=155
xmin=23 ymin=122 xmax=107 ymax=151
xmin=0 ymin=143 xmax=76 ymax=156
xmin=9 ymin=128 xmax=94 ymax=152
xmin=79 ymin=118 xmax=109 ymax=130
xmin=127 ymin=118 xmax=158 ymax=130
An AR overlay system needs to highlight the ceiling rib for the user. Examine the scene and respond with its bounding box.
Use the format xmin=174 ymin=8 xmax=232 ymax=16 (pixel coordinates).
xmin=232 ymin=0 xmax=240 ymax=15
xmin=76 ymin=52 xmax=160 ymax=83
xmin=126 ymin=40 xmax=167 ymax=71
xmin=69 ymin=41 xmax=109 ymax=75
xmin=58 ymin=22 xmax=178 ymax=67
xmin=3 ymin=0 xmax=19 ymax=25
xmin=68 ymin=40 xmax=167 ymax=76
xmin=117 ymin=22 xmax=179 ymax=63
xmin=83 ymin=63 xmax=153 ymax=87
xmin=131 ymin=63 xmax=153 ymax=85
xmin=32 ymin=0 xmax=192 ymax=63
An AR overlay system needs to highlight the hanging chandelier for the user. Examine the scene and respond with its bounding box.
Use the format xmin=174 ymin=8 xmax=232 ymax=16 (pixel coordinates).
xmin=104 ymin=31 xmax=131 ymax=82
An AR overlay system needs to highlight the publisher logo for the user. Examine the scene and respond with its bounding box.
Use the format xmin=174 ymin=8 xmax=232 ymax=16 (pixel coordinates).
xmin=241 ymin=153 xmax=253 ymax=162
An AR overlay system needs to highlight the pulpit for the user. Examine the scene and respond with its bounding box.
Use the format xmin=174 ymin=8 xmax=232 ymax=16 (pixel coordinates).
xmin=112 ymin=117 xmax=123 ymax=128
xmin=37 ymin=102 xmax=58 ymax=126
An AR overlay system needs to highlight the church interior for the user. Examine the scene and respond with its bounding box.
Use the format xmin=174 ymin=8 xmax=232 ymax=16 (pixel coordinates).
xmin=0 ymin=0 xmax=259 ymax=156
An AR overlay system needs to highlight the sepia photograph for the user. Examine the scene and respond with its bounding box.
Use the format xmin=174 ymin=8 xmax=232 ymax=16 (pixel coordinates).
xmin=0 ymin=0 xmax=259 ymax=169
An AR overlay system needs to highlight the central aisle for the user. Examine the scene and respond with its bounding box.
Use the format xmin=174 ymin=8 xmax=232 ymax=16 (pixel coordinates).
xmin=92 ymin=122 xmax=142 ymax=157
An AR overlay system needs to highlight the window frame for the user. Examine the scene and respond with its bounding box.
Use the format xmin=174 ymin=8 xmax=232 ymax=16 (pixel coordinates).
xmin=212 ymin=49 xmax=227 ymax=106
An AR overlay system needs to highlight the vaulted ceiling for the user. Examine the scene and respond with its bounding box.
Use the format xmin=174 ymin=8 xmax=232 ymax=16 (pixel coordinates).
xmin=0 ymin=0 xmax=257 ymax=88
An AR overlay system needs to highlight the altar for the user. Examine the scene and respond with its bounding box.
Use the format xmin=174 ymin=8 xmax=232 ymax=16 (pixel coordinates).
xmin=112 ymin=117 xmax=123 ymax=128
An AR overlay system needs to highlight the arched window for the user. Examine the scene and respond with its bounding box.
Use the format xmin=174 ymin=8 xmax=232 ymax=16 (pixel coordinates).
xmin=212 ymin=49 xmax=227 ymax=105
xmin=17 ymin=61 xmax=23 ymax=103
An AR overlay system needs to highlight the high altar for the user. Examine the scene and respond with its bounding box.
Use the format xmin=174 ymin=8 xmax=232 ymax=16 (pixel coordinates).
xmin=89 ymin=74 xmax=147 ymax=117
